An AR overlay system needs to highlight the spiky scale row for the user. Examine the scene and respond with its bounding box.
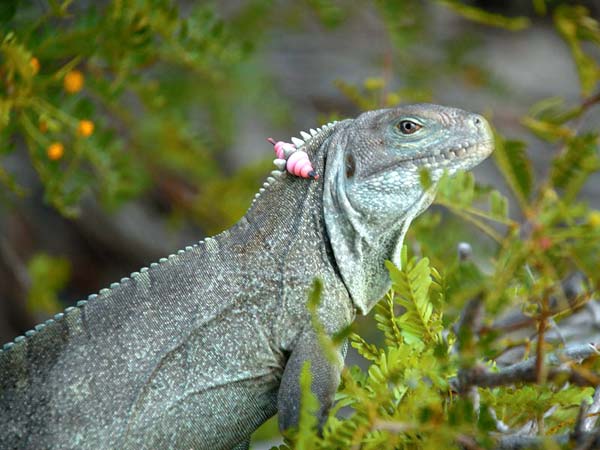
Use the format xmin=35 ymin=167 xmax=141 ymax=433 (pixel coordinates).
xmin=290 ymin=137 xmax=304 ymax=148
xmin=267 ymin=139 xmax=318 ymax=180
xmin=273 ymin=159 xmax=286 ymax=171
xmin=249 ymin=120 xmax=339 ymax=207
xmin=0 ymin=237 xmax=213 ymax=353
xmin=268 ymin=120 xmax=338 ymax=180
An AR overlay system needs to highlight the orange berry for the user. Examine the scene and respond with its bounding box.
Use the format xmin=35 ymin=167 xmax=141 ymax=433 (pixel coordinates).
xmin=30 ymin=57 xmax=40 ymax=75
xmin=39 ymin=120 xmax=48 ymax=133
xmin=77 ymin=120 xmax=94 ymax=137
xmin=47 ymin=142 xmax=64 ymax=161
xmin=63 ymin=70 xmax=84 ymax=93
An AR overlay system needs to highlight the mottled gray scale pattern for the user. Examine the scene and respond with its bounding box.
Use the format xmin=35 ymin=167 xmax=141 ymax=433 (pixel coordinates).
xmin=0 ymin=104 xmax=494 ymax=449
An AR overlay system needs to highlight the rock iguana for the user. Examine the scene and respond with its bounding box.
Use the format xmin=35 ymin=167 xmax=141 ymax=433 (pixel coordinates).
xmin=0 ymin=104 xmax=494 ymax=449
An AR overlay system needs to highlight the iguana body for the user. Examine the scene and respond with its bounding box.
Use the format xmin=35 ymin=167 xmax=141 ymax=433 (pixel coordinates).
xmin=0 ymin=104 xmax=493 ymax=449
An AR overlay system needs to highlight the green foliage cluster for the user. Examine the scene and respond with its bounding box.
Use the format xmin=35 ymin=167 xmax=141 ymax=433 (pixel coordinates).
xmin=0 ymin=0 xmax=275 ymax=224
xmin=278 ymin=245 xmax=598 ymax=448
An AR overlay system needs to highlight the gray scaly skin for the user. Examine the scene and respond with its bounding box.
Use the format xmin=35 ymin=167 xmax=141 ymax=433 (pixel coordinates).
xmin=0 ymin=104 xmax=494 ymax=449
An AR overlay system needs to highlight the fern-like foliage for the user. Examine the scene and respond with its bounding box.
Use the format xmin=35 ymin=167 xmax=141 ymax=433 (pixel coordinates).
xmin=386 ymin=247 xmax=444 ymax=346
xmin=285 ymin=249 xmax=597 ymax=449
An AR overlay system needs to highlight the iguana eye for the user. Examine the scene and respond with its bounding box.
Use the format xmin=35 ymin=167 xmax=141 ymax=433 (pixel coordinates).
xmin=398 ymin=120 xmax=422 ymax=135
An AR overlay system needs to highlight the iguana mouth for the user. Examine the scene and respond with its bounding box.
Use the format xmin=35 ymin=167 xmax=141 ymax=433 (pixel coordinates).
xmin=363 ymin=140 xmax=493 ymax=180
xmin=408 ymin=140 xmax=494 ymax=168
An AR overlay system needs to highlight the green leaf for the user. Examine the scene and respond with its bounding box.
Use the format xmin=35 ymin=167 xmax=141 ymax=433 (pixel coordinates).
xmin=419 ymin=167 xmax=433 ymax=190
xmin=386 ymin=254 xmax=443 ymax=345
xmin=489 ymin=190 xmax=508 ymax=220
xmin=436 ymin=171 xmax=476 ymax=208
xmin=373 ymin=292 xmax=403 ymax=347
xmin=493 ymin=135 xmax=533 ymax=208
xmin=550 ymin=133 xmax=600 ymax=201
xmin=478 ymin=403 xmax=497 ymax=432
xmin=554 ymin=5 xmax=600 ymax=96
xmin=350 ymin=333 xmax=381 ymax=362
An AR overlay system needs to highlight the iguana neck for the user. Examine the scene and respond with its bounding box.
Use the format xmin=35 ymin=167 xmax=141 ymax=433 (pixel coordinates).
xmin=322 ymin=124 xmax=436 ymax=315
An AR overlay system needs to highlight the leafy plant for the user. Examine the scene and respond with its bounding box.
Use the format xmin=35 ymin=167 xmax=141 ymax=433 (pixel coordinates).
xmin=0 ymin=0 xmax=276 ymax=220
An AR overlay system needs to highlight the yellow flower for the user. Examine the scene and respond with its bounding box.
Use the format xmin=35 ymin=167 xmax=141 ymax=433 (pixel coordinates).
xmin=63 ymin=70 xmax=84 ymax=93
xmin=588 ymin=211 xmax=600 ymax=228
xmin=30 ymin=57 xmax=40 ymax=75
xmin=77 ymin=120 xmax=94 ymax=137
xmin=47 ymin=142 xmax=64 ymax=161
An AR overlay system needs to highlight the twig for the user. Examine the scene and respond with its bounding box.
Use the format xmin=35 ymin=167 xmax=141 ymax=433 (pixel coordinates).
xmin=574 ymin=397 xmax=588 ymax=445
xmin=488 ymin=407 xmax=510 ymax=433
xmin=496 ymin=429 xmax=600 ymax=450
xmin=548 ymin=317 xmax=567 ymax=346
xmin=372 ymin=419 xmax=414 ymax=433
xmin=580 ymin=91 xmax=600 ymax=112
xmin=535 ymin=312 xmax=547 ymax=384
xmin=456 ymin=434 xmax=484 ymax=450
xmin=583 ymin=387 xmax=600 ymax=433
xmin=495 ymin=432 xmax=570 ymax=449
xmin=455 ymin=343 xmax=600 ymax=391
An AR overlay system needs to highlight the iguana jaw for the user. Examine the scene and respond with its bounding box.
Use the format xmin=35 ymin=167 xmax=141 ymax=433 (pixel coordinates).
xmin=403 ymin=139 xmax=493 ymax=168
xmin=362 ymin=139 xmax=494 ymax=181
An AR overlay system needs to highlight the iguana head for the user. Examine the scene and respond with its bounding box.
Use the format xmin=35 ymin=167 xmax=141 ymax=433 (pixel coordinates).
xmin=323 ymin=103 xmax=494 ymax=314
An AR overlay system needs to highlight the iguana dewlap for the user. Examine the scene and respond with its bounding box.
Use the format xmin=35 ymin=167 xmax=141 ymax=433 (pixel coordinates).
xmin=0 ymin=104 xmax=494 ymax=449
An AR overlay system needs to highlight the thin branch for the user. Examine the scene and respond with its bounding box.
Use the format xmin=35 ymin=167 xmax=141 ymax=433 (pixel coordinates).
xmin=372 ymin=419 xmax=414 ymax=433
xmin=580 ymin=91 xmax=600 ymax=112
xmin=454 ymin=343 xmax=600 ymax=391
xmin=495 ymin=428 xmax=600 ymax=450
xmin=456 ymin=434 xmax=484 ymax=450
xmin=535 ymin=294 xmax=551 ymax=384
xmin=583 ymin=387 xmax=600 ymax=433
xmin=495 ymin=432 xmax=570 ymax=449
